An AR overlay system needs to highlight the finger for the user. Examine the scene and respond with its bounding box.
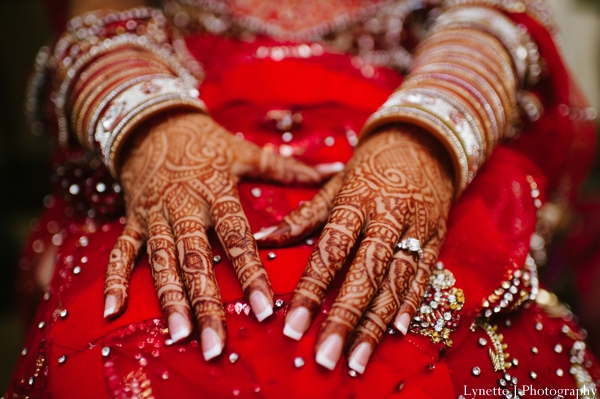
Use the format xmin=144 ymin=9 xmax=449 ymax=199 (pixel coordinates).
xmin=233 ymin=141 xmax=322 ymax=184
xmin=104 ymin=214 xmax=145 ymax=318
xmin=314 ymin=214 xmax=401 ymax=370
xmin=346 ymin=254 xmax=415 ymax=374
xmin=255 ymin=173 xmax=345 ymax=247
xmin=147 ymin=211 xmax=193 ymax=342
xmin=283 ymin=187 xmax=366 ymax=341
xmin=167 ymin=187 xmax=226 ymax=361
xmin=346 ymin=233 xmax=441 ymax=374
xmin=393 ymin=231 xmax=444 ymax=333
xmin=211 ymin=190 xmax=275 ymax=322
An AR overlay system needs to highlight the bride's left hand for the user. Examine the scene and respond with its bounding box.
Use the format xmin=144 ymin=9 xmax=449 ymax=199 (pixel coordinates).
xmin=256 ymin=125 xmax=455 ymax=373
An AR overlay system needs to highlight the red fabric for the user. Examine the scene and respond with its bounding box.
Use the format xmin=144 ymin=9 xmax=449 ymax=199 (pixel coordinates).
xmin=8 ymin=9 xmax=600 ymax=399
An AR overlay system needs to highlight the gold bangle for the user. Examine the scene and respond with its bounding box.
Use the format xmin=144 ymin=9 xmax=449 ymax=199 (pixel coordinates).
xmin=74 ymin=66 xmax=169 ymax=146
xmin=418 ymin=28 xmax=514 ymax=82
xmin=86 ymin=73 xmax=174 ymax=150
xmin=72 ymin=48 xmax=150 ymax=95
xmin=400 ymin=75 xmax=496 ymax=156
xmin=431 ymin=6 xmax=539 ymax=86
xmin=401 ymin=72 xmax=501 ymax=147
xmin=108 ymin=96 xmax=207 ymax=177
xmin=412 ymin=61 xmax=517 ymax=127
xmin=409 ymin=66 xmax=506 ymax=141
xmin=412 ymin=45 xmax=516 ymax=96
xmin=384 ymin=89 xmax=485 ymax=175
xmin=407 ymin=85 xmax=489 ymax=158
xmin=72 ymin=54 xmax=172 ymax=102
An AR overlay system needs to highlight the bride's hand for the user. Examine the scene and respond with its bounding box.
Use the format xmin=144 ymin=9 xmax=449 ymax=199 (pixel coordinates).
xmin=256 ymin=125 xmax=454 ymax=373
xmin=103 ymin=112 xmax=321 ymax=360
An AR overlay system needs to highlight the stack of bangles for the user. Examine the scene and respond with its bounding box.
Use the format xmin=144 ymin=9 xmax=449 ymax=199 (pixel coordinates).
xmin=45 ymin=7 xmax=206 ymax=177
xmin=31 ymin=4 xmax=541 ymax=191
xmin=361 ymin=6 xmax=541 ymax=196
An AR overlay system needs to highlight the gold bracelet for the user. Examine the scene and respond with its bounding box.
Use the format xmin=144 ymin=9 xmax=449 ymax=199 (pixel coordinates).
xmin=407 ymin=85 xmax=489 ymax=158
xmin=74 ymin=66 xmax=169 ymax=146
xmin=401 ymin=72 xmax=500 ymax=148
xmin=55 ymin=34 xmax=201 ymax=146
xmin=384 ymin=89 xmax=485 ymax=174
xmin=409 ymin=66 xmax=507 ymax=141
xmin=418 ymin=28 xmax=514 ymax=81
xmin=400 ymin=75 xmax=497 ymax=155
xmin=412 ymin=45 xmax=516 ymax=96
xmin=412 ymin=61 xmax=517 ymax=128
xmin=72 ymin=48 xmax=153 ymax=95
xmin=85 ymin=73 xmax=174 ymax=150
xmin=431 ymin=6 xmax=540 ymax=86
xmin=107 ymin=93 xmax=207 ymax=177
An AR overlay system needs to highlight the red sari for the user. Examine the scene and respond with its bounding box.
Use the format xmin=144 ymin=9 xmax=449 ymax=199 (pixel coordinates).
xmin=7 ymin=1 xmax=600 ymax=398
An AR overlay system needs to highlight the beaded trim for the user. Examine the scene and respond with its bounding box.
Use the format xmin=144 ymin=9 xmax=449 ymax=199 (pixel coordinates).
xmin=162 ymin=0 xmax=426 ymax=72
xmin=480 ymin=254 xmax=540 ymax=318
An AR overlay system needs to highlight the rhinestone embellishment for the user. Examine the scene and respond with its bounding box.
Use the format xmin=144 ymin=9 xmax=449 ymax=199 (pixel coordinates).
xmin=410 ymin=262 xmax=464 ymax=346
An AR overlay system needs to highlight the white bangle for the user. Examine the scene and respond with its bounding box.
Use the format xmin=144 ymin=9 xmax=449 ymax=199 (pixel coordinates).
xmin=93 ymin=76 xmax=205 ymax=174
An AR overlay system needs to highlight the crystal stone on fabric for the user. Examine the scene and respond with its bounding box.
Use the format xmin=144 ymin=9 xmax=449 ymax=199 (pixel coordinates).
xmin=409 ymin=261 xmax=464 ymax=346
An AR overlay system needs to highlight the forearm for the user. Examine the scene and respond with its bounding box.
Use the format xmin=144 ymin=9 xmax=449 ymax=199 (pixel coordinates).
xmin=362 ymin=4 xmax=541 ymax=197
xmin=31 ymin=4 xmax=206 ymax=179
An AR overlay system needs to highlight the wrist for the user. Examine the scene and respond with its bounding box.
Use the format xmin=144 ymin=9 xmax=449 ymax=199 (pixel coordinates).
xmin=116 ymin=111 xmax=210 ymax=179
xmin=368 ymin=124 xmax=456 ymax=195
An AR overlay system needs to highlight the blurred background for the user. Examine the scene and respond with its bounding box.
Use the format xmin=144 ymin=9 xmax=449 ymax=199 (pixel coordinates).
xmin=0 ymin=0 xmax=599 ymax=392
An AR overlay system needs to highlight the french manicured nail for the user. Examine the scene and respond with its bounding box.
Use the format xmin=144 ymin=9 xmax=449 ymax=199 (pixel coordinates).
xmin=250 ymin=291 xmax=273 ymax=322
xmin=253 ymin=226 xmax=278 ymax=241
xmin=348 ymin=342 xmax=373 ymax=374
xmin=104 ymin=295 xmax=116 ymax=318
xmin=395 ymin=312 xmax=411 ymax=335
xmin=315 ymin=334 xmax=343 ymax=370
xmin=283 ymin=307 xmax=310 ymax=340
xmin=168 ymin=313 xmax=191 ymax=342
xmin=315 ymin=162 xmax=345 ymax=174
xmin=201 ymin=327 xmax=223 ymax=361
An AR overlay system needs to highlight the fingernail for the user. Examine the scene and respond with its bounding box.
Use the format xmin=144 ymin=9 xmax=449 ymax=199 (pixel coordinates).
xmin=104 ymin=295 xmax=116 ymax=318
xmin=395 ymin=312 xmax=411 ymax=335
xmin=253 ymin=226 xmax=278 ymax=241
xmin=250 ymin=291 xmax=273 ymax=322
xmin=315 ymin=334 xmax=343 ymax=370
xmin=315 ymin=162 xmax=345 ymax=174
xmin=201 ymin=327 xmax=223 ymax=361
xmin=168 ymin=313 xmax=191 ymax=342
xmin=283 ymin=307 xmax=310 ymax=340
xmin=348 ymin=342 xmax=373 ymax=374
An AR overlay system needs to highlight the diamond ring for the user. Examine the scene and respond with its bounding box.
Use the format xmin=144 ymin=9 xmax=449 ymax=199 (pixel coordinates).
xmin=397 ymin=237 xmax=424 ymax=259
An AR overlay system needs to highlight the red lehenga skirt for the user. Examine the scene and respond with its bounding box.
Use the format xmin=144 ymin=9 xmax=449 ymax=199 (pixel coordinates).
xmin=8 ymin=16 xmax=600 ymax=399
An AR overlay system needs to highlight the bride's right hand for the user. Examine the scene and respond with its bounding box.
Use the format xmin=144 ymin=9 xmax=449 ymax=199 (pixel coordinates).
xmin=103 ymin=112 xmax=321 ymax=360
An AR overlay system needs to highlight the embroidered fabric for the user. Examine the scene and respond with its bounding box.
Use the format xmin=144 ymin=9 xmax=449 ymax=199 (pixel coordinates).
xmin=161 ymin=0 xmax=559 ymax=72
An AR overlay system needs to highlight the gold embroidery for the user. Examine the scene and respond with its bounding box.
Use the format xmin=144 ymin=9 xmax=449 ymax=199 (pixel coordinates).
xmin=122 ymin=368 xmax=154 ymax=399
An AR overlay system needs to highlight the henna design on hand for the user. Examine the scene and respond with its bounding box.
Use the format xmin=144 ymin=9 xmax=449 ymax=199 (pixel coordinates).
xmin=278 ymin=125 xmax=454 ymax=372
xmin=103 ymin=112 xmax=320 ymax=359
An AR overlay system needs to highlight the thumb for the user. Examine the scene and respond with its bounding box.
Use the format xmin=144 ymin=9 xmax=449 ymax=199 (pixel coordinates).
xmin=233 ymin=141 xmax=322 ymax=184
xmin=254 ymin=173 xmax=344 ymax=247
